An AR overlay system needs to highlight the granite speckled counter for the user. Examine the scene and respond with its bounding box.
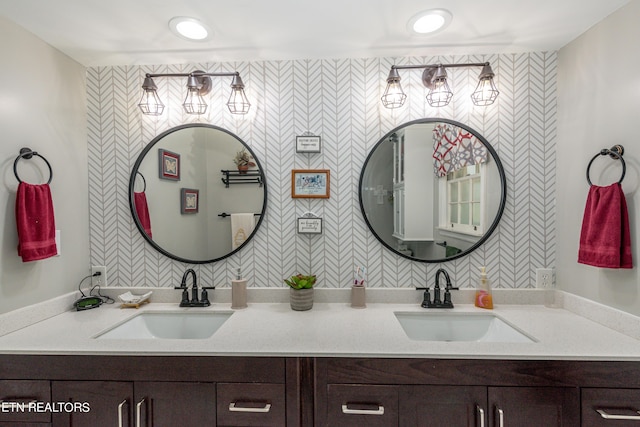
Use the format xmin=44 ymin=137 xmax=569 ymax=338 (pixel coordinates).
xmin=1 ymin=288 xmax=640 ymax=360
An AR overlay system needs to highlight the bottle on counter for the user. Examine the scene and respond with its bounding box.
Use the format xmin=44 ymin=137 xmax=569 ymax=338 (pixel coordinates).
xmin=231 ymin=267 xmax=248 ymax=309
xmin=474 ymin=266 xmax=493 ymax=309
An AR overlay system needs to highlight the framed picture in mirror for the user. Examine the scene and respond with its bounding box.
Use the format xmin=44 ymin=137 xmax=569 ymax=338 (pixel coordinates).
xmin=180 ymin=188 xmax=199 ymax=214
xmin=159 ymin=148 xmax=180 ymax=181
xmin=291 ymin=169 xmax=330 ymax=198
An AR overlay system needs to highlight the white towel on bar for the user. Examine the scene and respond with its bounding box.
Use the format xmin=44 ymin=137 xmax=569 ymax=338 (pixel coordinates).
xmin=231 ymin=213 xmax=256 ymax=249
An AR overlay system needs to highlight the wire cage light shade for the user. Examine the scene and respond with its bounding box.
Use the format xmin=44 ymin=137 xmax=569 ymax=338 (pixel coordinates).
xmin=425 ymin=66 xmax=453 ymax=107
xmin=138 ymin=70 xmax=250 ymax=116
xmin=382 ymin=62 xmax=499 ymax=109
xmin=183 ymin=75 xmax=208 ymax=115
xmin=381 ymin=68 xmax=407 ymax=109
xmin=471 ymin=64 xmax=499 ymax=106
xmin=227 ymin=74 xmax=251 ymax=115
xmin=138 ymin=77 xmax=165 ymax=115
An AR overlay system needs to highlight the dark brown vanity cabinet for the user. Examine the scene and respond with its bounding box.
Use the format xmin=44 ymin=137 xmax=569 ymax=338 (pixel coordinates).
xmin=325 ymin=384 xmax=400 ymax=426
xmin=487 ymin=386 xmax=579 ymax=427
xmin=314 ymin=358 xmax=636 ymax=427
xmin=581 ymin=388 xmax=640 ymax=426
xmin=51 ymin=381 xmax=217 ymax=427
xmin=399 ymin=385 xmax=487 ymax=426
xmin=321 ymin=384 xmax=579 ymax=427
xmin=216 ymin=383 xmax=286 ymax=426
xmin=5 ymin=355 xmax=640 ymax=426
xmin=0 ymin=380 xmax=52 ymax=426
xmin=51 ymin=381 xmax=133 ymax=427
xmin=0 ymin=356 xmax=297 ymax=427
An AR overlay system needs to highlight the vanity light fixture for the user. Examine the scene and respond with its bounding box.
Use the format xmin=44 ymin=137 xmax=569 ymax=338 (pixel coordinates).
xmin=380 ymin=68 xmax=407 ymax=108
xmin=138 ymin=70 xmax=251 ymax=116
xmin=183 ymin=75 xmax=208 ymax=114
xmin=381 ymin=62 xmax=499 ymax=108
xmin=139 ymin=76 xmax=165 ymax=115
xmin=425 ymin=65 xmax=453 ymax=107
xmin=227 ymin=74 xmax=251 ymax=115
xmin=471 ymin=64 xmax=500 ymax=106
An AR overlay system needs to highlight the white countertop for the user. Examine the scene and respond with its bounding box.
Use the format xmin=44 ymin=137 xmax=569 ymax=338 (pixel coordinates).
xmin=1 ymin=289 xmax=640 ymax=360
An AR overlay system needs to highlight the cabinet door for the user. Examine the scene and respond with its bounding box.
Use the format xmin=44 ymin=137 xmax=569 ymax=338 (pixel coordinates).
xmin=399 ymin=385 xmax=487 ymax=427
xmin=217 ymin=383 xmax=285 ymax=426
xmin=582 ymin=388 xmax=640 ymax=426
xmin=326 ymin=384 xmax=398 ymax=427
xmin=134 ymin=382 xmax=215 ymax=427
xmin=0 ymin=380 xmax=52 ymax=425
xmin=51 ymin=381 xmax=132 ymax=427
xmin=488 ymin=387 xmax=579 ymax=427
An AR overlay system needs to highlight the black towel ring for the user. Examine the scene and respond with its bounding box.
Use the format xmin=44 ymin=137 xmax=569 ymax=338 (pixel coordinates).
xmin=13 ymin=147 xmax=53 ymax=184
xmin=136 ymin=171 xmax=147 ymax=192
xmin=586 ymin=144 xmax=625 ymax=186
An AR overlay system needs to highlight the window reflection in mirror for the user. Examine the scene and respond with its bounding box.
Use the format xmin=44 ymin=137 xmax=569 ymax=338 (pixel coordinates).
xmin=359 ymin=118 xmax=506 ymax=263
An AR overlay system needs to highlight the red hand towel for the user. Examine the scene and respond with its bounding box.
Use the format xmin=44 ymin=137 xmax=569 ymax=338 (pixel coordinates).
xmin=134 ymin=191 xmax=152 ymax=238
xmin=578 ymin=183 xmax=632 ymax=268
xmin=15 ymin=182 xmax=57 ymax=262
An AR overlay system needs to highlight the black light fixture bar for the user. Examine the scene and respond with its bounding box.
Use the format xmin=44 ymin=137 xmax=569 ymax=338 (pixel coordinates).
xmin=138 ymin=70 xmax=251 ymax=116
xmin=390 ymin=62 xmax=490 ymax=71
xmin=382 ymin=62 xmax=499 ymax=109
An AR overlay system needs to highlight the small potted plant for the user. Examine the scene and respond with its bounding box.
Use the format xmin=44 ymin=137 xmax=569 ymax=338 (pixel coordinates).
xmin=284 ymin=274 xmax=316 ymax=311
xmin=233 ymin=148 xmax=256 ymax=174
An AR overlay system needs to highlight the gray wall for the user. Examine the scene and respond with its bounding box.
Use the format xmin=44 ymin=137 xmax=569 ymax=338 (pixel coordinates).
xmin=0 ymin=16 xmax=89 ymax=314
xmin=556 ymin=0 xmax=640 ymax=316
xmin=87 ymin=52 xmax=557 ymax=291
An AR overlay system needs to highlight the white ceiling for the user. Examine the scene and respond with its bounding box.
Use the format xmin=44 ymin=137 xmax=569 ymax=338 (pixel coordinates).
xmin=0 ymin=0 xmax=630 ymax=67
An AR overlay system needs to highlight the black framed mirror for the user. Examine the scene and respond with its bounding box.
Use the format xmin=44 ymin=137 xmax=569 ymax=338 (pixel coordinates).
xmin=359 ymin=118 xmax=506 ymax=263
xmin=129 ymin=123 xmax=267 ymax=264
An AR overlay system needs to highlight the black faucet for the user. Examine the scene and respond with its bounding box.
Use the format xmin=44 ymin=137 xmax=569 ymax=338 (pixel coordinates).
xmin=174 ymin=268 xmax=213 ymax=307
xmin=419 ymin=268 xmax=459 ymax=308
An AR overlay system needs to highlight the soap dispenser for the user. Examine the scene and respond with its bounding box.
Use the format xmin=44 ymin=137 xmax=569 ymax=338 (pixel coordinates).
xmin=474 ymin=266 xmax=493 ymax=309
xmin=231 ymin=267 xmax=248 ymax=309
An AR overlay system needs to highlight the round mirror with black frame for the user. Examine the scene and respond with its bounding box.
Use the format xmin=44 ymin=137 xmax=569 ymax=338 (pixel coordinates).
xmin=129 ymin=123 xmax=267 ymax=264
xmin=359 ymin=118 xmax=506 ymax=263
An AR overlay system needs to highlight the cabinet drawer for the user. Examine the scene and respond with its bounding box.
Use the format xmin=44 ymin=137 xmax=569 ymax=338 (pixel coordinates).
xmin=0 ymin=380 xmax=51 ymax=423
xmin=217 ymin=383 xmax=285 ymax=427
xmin=582 ymin=388 xmax=640 ymax=426
xmin=326 ymin=385 xmax=398 ymax=427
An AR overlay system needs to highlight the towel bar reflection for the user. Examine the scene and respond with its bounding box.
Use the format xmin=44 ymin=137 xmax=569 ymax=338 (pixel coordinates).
xmin=218 ymin=212 xmax=261 ymax=218
xmin=135 ymin=171 xmax=146 ymax=192
xmin=13 ymin=147 xmax=53 ymax=184
xmin=586 ymin=145 xmax=625 ymax=186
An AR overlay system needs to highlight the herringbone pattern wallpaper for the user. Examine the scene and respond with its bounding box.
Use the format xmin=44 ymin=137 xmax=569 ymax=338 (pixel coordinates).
xmin=87 ymin=52 xmax=557 ymax=289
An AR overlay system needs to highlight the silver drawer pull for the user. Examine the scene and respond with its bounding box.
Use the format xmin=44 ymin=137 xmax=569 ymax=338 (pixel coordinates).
xmin=229 ymin=402 xmax=271 ymax=413
xmin=118 ymin=399 xmax=128 ymax=427
xmin=496 ymin=407 xmax=504 ymax=427
xmin=597 ymin=409 xmax=640 ymax=420
xmin=136 ymin=398 xmax=146 ymax=427
xmin=341 ymin=403 xmax=385 ymax=415
xmin=476 ymin=405 xmax=485 ymax=427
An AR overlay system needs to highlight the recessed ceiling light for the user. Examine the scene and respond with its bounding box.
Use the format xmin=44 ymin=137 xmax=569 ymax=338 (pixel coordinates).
xmin=169 ymin=17 xmax=211 ymax=41
xmin=407 ymin=9 xmax=453 ymax=36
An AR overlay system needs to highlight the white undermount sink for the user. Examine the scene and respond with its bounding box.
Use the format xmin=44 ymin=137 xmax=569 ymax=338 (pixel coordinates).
xmin=394 ymin=312 xmax=536 ymax=343
xmin=94 ymin=311 xmax=233 ymax=340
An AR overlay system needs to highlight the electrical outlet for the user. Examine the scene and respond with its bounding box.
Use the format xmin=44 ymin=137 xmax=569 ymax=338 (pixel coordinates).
xmin=91 ymin=266 xmax=107 ymax=287
xmin=535 ymin=268 xmax=553 ymax=288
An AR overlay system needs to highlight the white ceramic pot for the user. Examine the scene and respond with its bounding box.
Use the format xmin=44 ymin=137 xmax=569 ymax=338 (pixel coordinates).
xmin=289 ymin=288 xmax=314 ymax=311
